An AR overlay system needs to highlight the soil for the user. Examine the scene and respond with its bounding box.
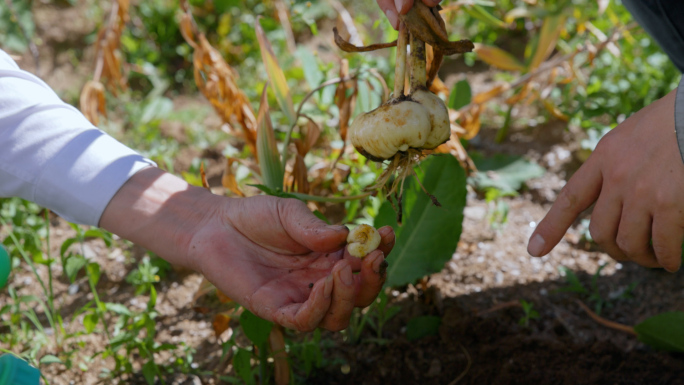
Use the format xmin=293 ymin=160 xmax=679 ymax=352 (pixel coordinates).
xmin=1 ymin=1 xmax=684 ymax=384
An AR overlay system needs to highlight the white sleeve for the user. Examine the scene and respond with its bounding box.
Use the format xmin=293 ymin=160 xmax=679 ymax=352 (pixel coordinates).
xmin=0 ymin=50 xmax=156 ymax=226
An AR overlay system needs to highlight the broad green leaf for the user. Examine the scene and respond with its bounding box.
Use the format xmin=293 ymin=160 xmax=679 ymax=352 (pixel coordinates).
xmin=384 ymin=155 xmax=467 ymax=287
xmin=256 ymin=17 xmax=296 ymax=125
xmin=59 ymin=238 xmax=77 ymax=258
xmin=474 ymin=44 xmax=526 ymax=72
xmin=39 ymin=354 xmax=62 ymax=365
xmin=448 ymin=79 xmax=472 ymax=110
xmin=240 ymin=310 xmax=273 ymax=346
xmin=65 ymin=255 xmax=87 ymax=283
xmin=233 ymin=348 xmax=254 ymax=385
xmin=406 ymin=315 xmax=441 ymax=341
xmin=635 ymin=312 xmax=684 ymax=352
xmin=256 ymin=84 xmax=285 ymax=191
xmin=142 ymin=360 xmax=157 ymax=385
xmin=83 ymin=313 xmax=98 ymax=333
xmin=469 ymin=154 xmax=545 ymax=194
xmin=86 ymin=262 xmax=101 ymax=287
xmin=528 ymin=14 xmax=566 ymax=70
xmin=296 ymin=47 xmax=324 ymax=91
xmin=374 ymin=199 xmax=399 ymax=233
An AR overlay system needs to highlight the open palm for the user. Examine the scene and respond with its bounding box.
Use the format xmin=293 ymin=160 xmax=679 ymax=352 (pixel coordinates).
xmin=190 ymin=195 xmax=394 ymax=331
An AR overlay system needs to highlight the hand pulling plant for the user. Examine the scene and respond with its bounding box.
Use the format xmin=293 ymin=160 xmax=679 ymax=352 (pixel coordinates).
xmin=334 ymin=2 xmax=472 ymax=206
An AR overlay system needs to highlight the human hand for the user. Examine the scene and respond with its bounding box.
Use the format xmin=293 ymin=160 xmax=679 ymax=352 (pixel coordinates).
xmin=527 ymin=89 xmax=683 ymax=272
xmin=187 ymin=195 xmax=394 ymax=331
xmin=377 ymin=0 xmax=442 ymax=29
xmin=101 ymin=169 xmax=394 ymax=332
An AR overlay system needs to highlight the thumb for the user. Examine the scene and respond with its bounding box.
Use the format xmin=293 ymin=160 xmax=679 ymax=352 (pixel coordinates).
xmin=279 ymin=199 xmax=349 ymax=253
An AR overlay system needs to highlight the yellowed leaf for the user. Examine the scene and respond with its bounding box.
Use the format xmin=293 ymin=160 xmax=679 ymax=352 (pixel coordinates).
xmin=474 ymin=44 xmax=525 ymax=72
xmin=212 ymin=313 xmax=231 ymax=338
xmin=542 ymin=99 xmax=569 ymax=121
xmin=473 ymin=84 xmax=509 ymax=105
xmin=529 ymin=14 xmax=566 ymax=70
xmin=222 ymin=158 xmax=245 ymax=197
xmin=256 ymin=17 xmax=296 ymax=125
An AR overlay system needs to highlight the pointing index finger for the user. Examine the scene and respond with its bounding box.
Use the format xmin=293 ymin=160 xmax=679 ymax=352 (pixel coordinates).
xmin=528 ymin=157 xmax=603 ymax=257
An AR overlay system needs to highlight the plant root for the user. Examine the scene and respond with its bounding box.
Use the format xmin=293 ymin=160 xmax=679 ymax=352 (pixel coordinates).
xmin=333 ymin=27 xmax=397 ymax=52
xmin=575 ymin=300 xmax=636 ymax=335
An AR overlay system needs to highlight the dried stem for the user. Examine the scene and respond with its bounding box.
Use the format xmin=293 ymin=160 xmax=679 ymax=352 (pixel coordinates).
xmin=93 ymin=0 xmax=121 ymax=83
xmin=575 ymin=300 xmax=637 ymax=336
xmin=410 ymin=33 xmax=427 ymax=91
xmin=394 ymin=22 xmax=408 ymax=98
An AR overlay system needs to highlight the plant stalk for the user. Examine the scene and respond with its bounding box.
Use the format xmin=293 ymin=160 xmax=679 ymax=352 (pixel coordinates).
xmin=409 ymin=34 xmax=427 ymax=91
xmin=393 ymin=22 xmax=408 ymax=98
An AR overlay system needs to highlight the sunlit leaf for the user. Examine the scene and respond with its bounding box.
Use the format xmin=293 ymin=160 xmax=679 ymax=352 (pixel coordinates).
xmin=473 ymin=85 xmax=508 ymax=104
xmin=504 ymin=7 xmax=532 ymax=24
xmin=256 ymin=84 xmax=285 ymax=191
xmin=376 ymin=155 xmax=466 ymax=287
xmin=474 ymin=44 xmax=526 ymax=72
xmin=542 ymin=98 xmax=570 ymax=121
xmin=256 ymin=16 xmax=296 ymax=125
xmin=528 ymin=14 xmax=566 ymax=70
xmin=39 ymin=354 xmax=62 ymax=365
xmin=222 ymin=158 xmax=245 ymax=197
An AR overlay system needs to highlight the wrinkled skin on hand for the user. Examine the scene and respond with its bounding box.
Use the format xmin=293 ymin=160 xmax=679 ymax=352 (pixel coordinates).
xmin=528 ymin=90 xmax=684 ymax=273
xmin=189 ymin=196 xmax=395 ymax=331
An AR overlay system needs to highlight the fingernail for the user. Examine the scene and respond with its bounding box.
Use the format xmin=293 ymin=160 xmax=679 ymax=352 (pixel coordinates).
xmin=385 ymin=9 xmax=399 ymax=30
xmin=372 ymin=253 xmax=385 ymax=274
xmin=528 ymin=234 xmax=545 ymax=257
xmin=324 ymin=275 xmax=333 ymax=298
xmin=332 ymin=225 xmax=348 ymax=233
xmin=341 ymin=264 xmax=353 ymax=286
xmin=394 ymin=0 xmax=406 ymax=13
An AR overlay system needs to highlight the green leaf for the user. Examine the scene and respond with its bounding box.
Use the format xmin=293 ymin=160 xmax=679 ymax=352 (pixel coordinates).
xmin=296 ymin=47 xmax=324 ymax=91
xmin=142 ymin=360 xmax=157 ymax=385
xmin=448 ymin=79 xmax=472 ymax=110
xmin=463 ymin=4 xmax=507 ymax=29
xmin=240 ymin=310 xmax=273 ymax=346
xmin=59 ymin=238 xmax=77 ymax=258
xmin=557 ymin=266 xmax=588 ymax=294
xmin=39 ymin=354 xmax=62 ymax=365
xmin=86 ymin=262 xmax=101 ymax=287
xmin=65 ymin=255 xmax=87 ymax=283
xmin=406 ymin=316 xmax=441 ymax=341
xmin=256 ymin=84 xmax=285 ymax=191
xmin=83 ymin=313 xmax=98 ymax=333
xmin=635 ymin=312 xmax=684 ymax=352
xmin=233 ymin=348 xmax=254 ymax=385
xmin=384 ymin=155 xmax=467 ymax=287
xmin=469 ymin=153 xmax=545 ymax=194
xmin=374 ymin=200 xmax=399 ymax=234
xmin=105 ymin=303 xmax=132 ymax=316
